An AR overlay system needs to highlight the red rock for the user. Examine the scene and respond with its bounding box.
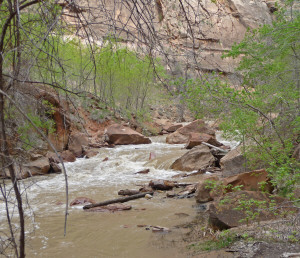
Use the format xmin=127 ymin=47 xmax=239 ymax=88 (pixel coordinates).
xmin=102 ymin=157 xmax=109 ymax=162
xmin=185 ymin=133 xmax=223 ymax=149
xmin=208 ymin=191 xmax=293 ymax=230
xmin=223 ymin=169 xmax=273 ymax=193
xmin=84 ymin=149 xmax=98 ymax=159
xmin=70 ymin=197 xmax=96 ymax=206
xmin=166 ymin=120 xmax=215 ymax=144
xmin=106 ymin=124 xmax=151 ymax=145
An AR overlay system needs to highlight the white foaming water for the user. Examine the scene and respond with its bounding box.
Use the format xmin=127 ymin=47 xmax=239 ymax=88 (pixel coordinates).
xmin=0 ymin=137 xmax=186 ymax=224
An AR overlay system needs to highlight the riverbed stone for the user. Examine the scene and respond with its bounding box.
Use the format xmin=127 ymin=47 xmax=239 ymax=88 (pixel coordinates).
xmin=68 ymin=132 xmax=89 ymax=157
xmin=170 ymin=145 xmax=216 ymax=172
xmin=106 ymin=124 xmax=151 ymax=145
xmin=166 ymin=120 xmax=215 ymax=144
xmin=23 ymin=157 xmax=50 ymax=176
xmin=185 ymin=133 xmax=223 ymax=149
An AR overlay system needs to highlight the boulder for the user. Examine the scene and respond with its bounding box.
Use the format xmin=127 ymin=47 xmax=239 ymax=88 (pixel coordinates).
xmin=166 ymin=120 xmax=215 ymax=144
xmin=70 ymin=197 xmax=96 ymax=206
xmin=223 ymin=169 xmax=273 ymax=193
xmin=185 ymin=133 xmax=223 ymax=149
xmin=60 ymin=150 xmax=76 ymax=162
xmin=208 ymin=191 xmax=292 ymax=230
xmin=85 ymin=203 xmax=132 ymax=212
xmin=170 ymin=145 xmax=216 ymax=172
xmin=23 ymin=157 xmax=50 ymax=176
xmin=164 ymin=123 xmax=183 ymax=133
xmin=68 ymin=132 xmax=89 ymax=157
xmin=220 ymin=145 xmax=250 ymax=177
xmin=135 ymin=168 xmax=150 ymax=174
xmin=106 ymin=124 xmax=151 ymax=145
xmin=49 ymin=162 xmax=62 ymax=173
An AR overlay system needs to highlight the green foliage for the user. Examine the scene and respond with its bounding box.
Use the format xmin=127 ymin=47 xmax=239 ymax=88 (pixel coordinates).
xmin=17 ymin=113 xmax=55 ymax=150
xmin=188 ymin=230 xmax=238 ymax=252
xmin=184 ymin=2 xmax=300 ymax=196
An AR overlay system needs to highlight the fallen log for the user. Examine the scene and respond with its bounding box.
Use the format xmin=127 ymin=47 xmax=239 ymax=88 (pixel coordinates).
xmin=83 ymin=192 xmax=153 ymax=209
xmin=118 ymin=189 xmax=140 ymax=196
xmin=201 ymin=142 xmax=228 ymax=153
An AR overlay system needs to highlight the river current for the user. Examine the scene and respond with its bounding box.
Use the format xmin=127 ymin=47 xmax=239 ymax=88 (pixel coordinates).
xmin=0 ymin=134 xmax=237 ymax=257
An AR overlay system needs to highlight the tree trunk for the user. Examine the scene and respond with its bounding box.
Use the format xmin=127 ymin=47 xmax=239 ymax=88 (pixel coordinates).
xmin=83 ymin=192 xmax=153 ymax=209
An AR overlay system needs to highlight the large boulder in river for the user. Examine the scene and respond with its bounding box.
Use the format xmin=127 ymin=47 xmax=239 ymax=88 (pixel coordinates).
xmin=166 ymin=120 xmax=215 ymax=144
xmin=170 ymin=145 xmax=216 ymax=172
xmin=60 ymin=150 xmax=76 ymax=162
xmin=106 ymin=124 xmax=151 ymax=145
xmin=68 ymin=132 xmax=89 ymax=157
xmin=185 ymin=133 xmax=223 ymax=149
xmin=23 ymin=157 xmax=50 ymax=176
xmin=220 ymin=145 xmax=250 ymax=177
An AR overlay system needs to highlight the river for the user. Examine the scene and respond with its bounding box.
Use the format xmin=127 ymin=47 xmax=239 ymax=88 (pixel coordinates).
xmin=0 ymin=134 xmax=236 ymax=257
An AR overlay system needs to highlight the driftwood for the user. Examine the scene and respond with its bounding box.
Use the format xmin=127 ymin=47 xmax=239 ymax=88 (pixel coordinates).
xmin=118 ymin=189 xmax=140 ymax=196
xmin=83 ymin=192 xmax=153 ymax=209
xmin=201 ymin=142 xmax=228 ymax=153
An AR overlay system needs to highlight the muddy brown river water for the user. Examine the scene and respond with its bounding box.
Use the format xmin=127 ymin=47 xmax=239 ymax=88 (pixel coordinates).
xmin=0 ymin=134 xmax=237 ymax=257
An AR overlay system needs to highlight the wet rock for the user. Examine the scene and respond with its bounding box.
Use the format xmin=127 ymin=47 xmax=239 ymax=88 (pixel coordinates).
xmin=60 ymin=150 xmax=76 ymax=162
xmin=185 ymin=133 xmax=223 ymax=149
xmin=49 ymin=162 xmax=62 ymax=173
xmin=118 ymin=189 xmax=140 ymax=196
xmin=70 ymin=197 xmax=96 ymax=206
xmin=84 ymin=149 xmax=98 ymax=159
xmin=178 ymin=184 xmax=197 ymax=196
xmin=220 ymin=145 xmax=251 ymax=177
xmin=102 ymin=157 xmax=109 ymax=162
xmin=23 ymin=157 xmax=50 ymax=176
xmin=170 ymin=145 xmax=216 ymax=172
xmin=106 ymin=124 xmax=151 ymax=145
xmin=166 ymin=120 xmax=215 ymax=144
xmin=208 ymin=191 xmax=292 ymax=230
xmin=149 ymin=179 xmax=176 ymax=190
xmin=68 ymin=132 xmax=89 ymax=157
xmin=135 ymin=168 xmax=150 ymax=174
xmin=151 ymin=226 xmax=170 ymax=233
xmin=85 ymin=203 xmax=132 ymax=212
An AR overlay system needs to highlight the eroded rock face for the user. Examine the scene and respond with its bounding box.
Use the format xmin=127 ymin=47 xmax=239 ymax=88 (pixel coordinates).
xmin=208 ymin=191 xmax=291 ymax=230
xmin=171 ymin=145 xmax=216 ymax=172
xmin=106 ymin=124 xmax=151 ymax=145
xmin=166 ymin=120 xmax=215 ymax=144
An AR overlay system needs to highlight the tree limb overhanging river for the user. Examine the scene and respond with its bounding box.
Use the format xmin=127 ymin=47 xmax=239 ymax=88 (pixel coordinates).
xmin=0 ymin=134 xmax=237 ymax=257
